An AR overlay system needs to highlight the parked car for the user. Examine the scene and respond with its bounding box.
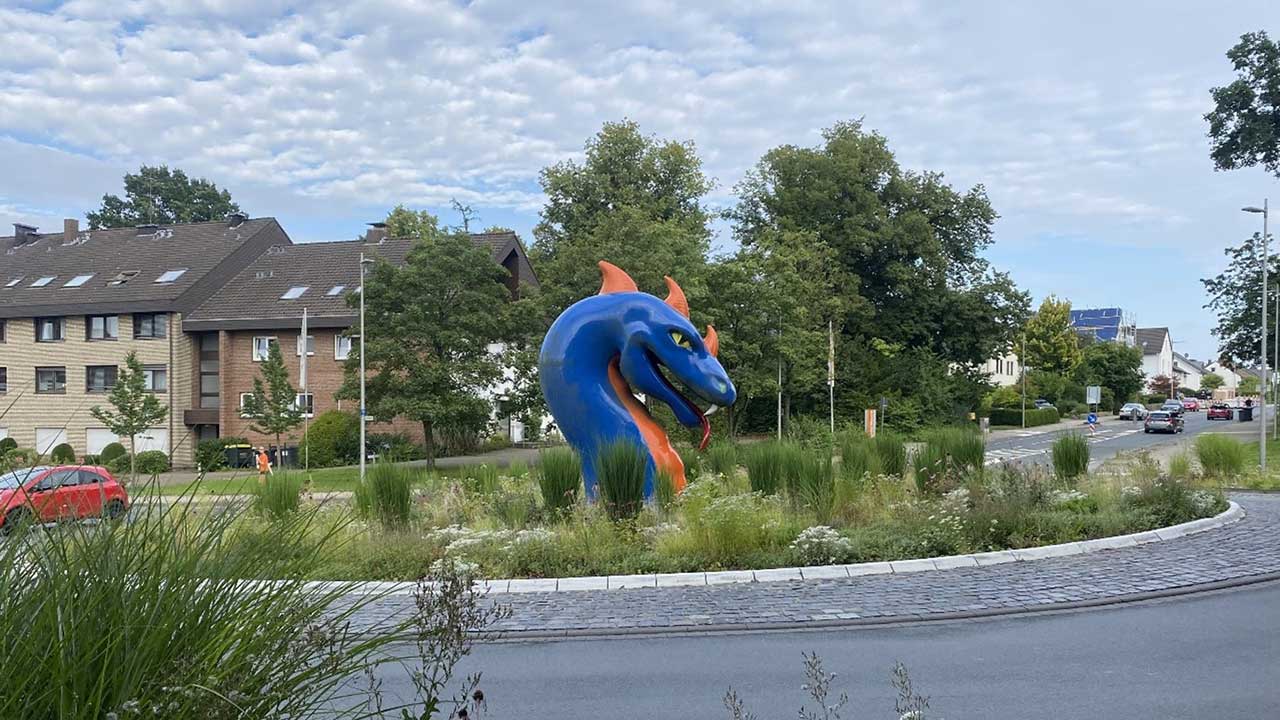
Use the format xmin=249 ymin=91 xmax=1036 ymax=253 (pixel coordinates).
xmin=0 ymin=465 xmax=129 ymax=534
xmin=1181 ymin=398 xmax=1200 ymax=412
xmin=1144 ymin=411 xmax=1183 ymax=434
xmin=1118 ymin=402 xmax=1148 ymax=420
xmin=1207 ymin=403 xmax=1234 ymax=421
xmin=1160 ymin=400 xmax=1185 ymax=417
xmin=1033 ymin=398 xmax=1054 ymax=410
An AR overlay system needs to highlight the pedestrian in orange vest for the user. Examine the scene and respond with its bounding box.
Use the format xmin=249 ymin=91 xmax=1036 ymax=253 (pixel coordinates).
xmin=256 ymin=446 xmax=272 ymax=484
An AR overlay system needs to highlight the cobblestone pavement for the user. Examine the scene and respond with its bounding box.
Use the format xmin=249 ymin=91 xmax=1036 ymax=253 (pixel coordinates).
xmin=345 ymin=493 xmax=1280 ymax=637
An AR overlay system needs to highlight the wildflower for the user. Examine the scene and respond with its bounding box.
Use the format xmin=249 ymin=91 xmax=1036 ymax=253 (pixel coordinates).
xmin=790 ymin=526 xmax=854 ymax=565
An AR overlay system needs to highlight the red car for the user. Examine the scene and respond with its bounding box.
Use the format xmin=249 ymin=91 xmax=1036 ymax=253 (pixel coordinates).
xmin=0 ymin=465 xmax=129 ymax=533
xmin=1207 ymin=403 xmax=1234 ymax=421
xmin=1181 ymin=398 xmax=1200 ymax=412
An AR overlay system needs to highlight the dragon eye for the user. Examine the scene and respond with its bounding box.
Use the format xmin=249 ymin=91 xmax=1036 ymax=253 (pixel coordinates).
xmin=669 ymin=330 xmax=693 ymax=350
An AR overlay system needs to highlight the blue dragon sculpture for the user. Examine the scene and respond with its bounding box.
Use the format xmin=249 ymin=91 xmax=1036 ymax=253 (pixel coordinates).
xmin=539 ymin=261 xmax=737 ymax=499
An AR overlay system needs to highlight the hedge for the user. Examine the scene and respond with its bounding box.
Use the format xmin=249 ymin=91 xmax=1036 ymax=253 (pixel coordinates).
xmin=988 ymin=407 xmax=1059 ymax=427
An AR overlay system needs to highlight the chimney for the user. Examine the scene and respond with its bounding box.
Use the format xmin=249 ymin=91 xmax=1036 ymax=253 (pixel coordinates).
xmin=226 ymin=211 xmax=248 ymax=228
xmin=364 ymin=222 xmax=388 ymax=244
xmin=63 ymin=218 xmax=79 ymax=244
xmin=12 ymin=224 xmax=37 ymax=247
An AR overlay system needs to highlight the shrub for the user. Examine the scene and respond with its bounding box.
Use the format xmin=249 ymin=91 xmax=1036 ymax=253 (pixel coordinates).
xmin=368 ymin=432 xmax=421 ymax=462
xmin=195 ymin=438 xmax=228 ymax=472
xmin=135 ymin=450 xmax=170 ymax=476
xmin=253 ymin=471 xmax=304 ymax=520
xmin=744 ymin=441 xmax=786 ymax=495
xmin=872 ymin=432 xmax=907 ymax=478
xmin=595 ymin=439 xmax=647 ymax=520
xmin=1051 ymin=433 xmax=1090 ymax=481
xmin=100 ymin=441 xmax=127 ymax=463
xmin=302 ymin=410 xmax=360 ymax=467
xmin=987 ymin=407 xmax=1059 ymax=427
xmin=477 ymin=434 xmax=513 ymax=453
xmin=707 ymin=442 xmax=738 ymax=477
xmin=1195 ymin=434 xmax=1248 ymax=479
xmin=538 ymin=447 xmax=581 ymax=513
xmin=1055 ymin=400 xmax=1080 ymax=418
xmin=49 ymin=443 xmax=75 ymax=463
xmin=0 ymin=437 xmax=15 ymax=455
xmin=5 ymin=447 xmax=36 ymax=468
xmin=790 ymin=526 xmax=854 ymax=565
xmin=106 ymin=453 xmax=131 ymax=476
xmin=355 ymin=462 xmax=415 ymax=529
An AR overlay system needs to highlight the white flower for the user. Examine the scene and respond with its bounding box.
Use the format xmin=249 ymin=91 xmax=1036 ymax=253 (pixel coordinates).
xmin=1190 ymin=490 xmax=1217 ymax=514
xmin=430 ymin=557 xmax=479 ymax=576
xmin=1121 ymin=485 xmax=1142 ymax=498
xmin=790 ymin=526 xmax=854 ymax=565
xmin=1050 ymin=489 xmax=1087 ymax=506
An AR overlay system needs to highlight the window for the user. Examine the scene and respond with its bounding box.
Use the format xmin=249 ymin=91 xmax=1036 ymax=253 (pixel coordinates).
xmin=239 ymin=392 xmax=254 ymax=418
xmin=87 ymin=314 xmax=119 ymax=340
xmin=36 ymin=367 xmax=66 ymax=394
xmin=86 ymin=365 xmax=118 ymax=393
xmin=252 ymin=336 xmax=278 ymax=361
xmin=30 ymin=276 xmax=55 ymax=287
xmin=0 ymin=367 xmax=6 ymax=392
xmin=63 ymin=274 xmax=94 ymax=287
xmin=295 ymin=393 xmax=314 ymax=418
xmin=108 ymin=270 xmax=138 ymax=286
xmin=134 ymin=313 xmax=167 ymax=339
xmin=326 ymin=285 xmax=346 ymax=296
xmin=335 ymin=335 xmax=353 ymax=360
xmin=0 ymin=320 xmax=5 ymax=342
xmin=281 ymin=286 xmax=308 ymax=300
xmin=35 ymin=317 xmax=65 ymax=342
xmin=296 ymin=335 xmax=315 ymax=356
xmin=4 ymin=277 xmax=22 ymax=288
xmin=143 ymin=366 xmax=167 ymax=393
xmin=154 ymin=269 xmax=187 ymax=284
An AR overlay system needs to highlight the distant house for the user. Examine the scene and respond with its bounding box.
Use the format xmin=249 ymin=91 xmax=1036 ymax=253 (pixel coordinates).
xmin=1136 ymin=327 xmax=1173 ymax=390
xmin=1173 ymin=352 xmax=1207 ymax=393
xmin=1204 ymin=360 xmax=1241 ymax=397
xmin=979 ymin=350 xmax=1021 ymax=388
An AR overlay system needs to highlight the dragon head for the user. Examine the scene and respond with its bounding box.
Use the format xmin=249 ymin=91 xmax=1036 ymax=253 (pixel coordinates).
xmin=599 ymin=261 xmax=737 ymax=450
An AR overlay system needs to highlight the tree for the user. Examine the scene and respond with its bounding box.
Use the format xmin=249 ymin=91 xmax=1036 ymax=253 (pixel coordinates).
xmin=90 ymin=352 xmax=168 ymax=484
xmin=1206 ymin=31 xmax=1280 ymax=178
xmin=87 ymin=165 xmax=240 ymax=229
xmin=1202 ymin=372 xmax=1225 ymax=391
xmin=1072 ymin=341 xmax=1144 ymax=410
xmin=341 ymin=210 xmax=512 ymax=465
xmin=1022 ymin=296 xmax=1082 ymax=375
xmin=1149 ymin=374 xmax=1175 ymax=397
xmin=241 ymin=341 xmax=303 ymax=456
xmin=1240 ymin=375 xmax=1261 ymax=396
xmin=530 ymin=120 xmax=714 ymax=319
xmin=1202 ymin=231 xmax=1279 ymax=365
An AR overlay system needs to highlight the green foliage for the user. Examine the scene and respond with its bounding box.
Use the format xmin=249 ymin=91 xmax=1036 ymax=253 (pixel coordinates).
xmin=872 ymin=432 xmax=908 ymax=478
xmin=988 ymin=407 xmax=1059 ymax=427
xmin=301 ymin=410 xmax=360 ymax=467
xmin=1201 ymin=372 xmax=1225 ymax=391
xmin=195 ymin=438 xmax=228 ymax=472
xmin=1239 ymin=375 xmax=1260 ymax=396
xmin=1196 ymin=434 xmax=1249 ymax=479
xmin=915 ymin=428 xmax=984 ymax=494
xmin=50 ymin=443 xmax=75 ymax=463
xmin=594 ymin=440 xmax=647 ymax=521
xmin=1203 ymin=230 xmax=1280 ymax=366
xmin=461 ymin=464 xmax=500 ymax=495
xmin=241 ymin=341 xmax=302 ymax=452
xmin=1169 ymin=451 xmax=1193 ymax=480
xmin=134 ymin=450 xmax=170 ymax=476
xmin=537 ymin=447 xmax=581 ymax=513
xmin=87 ymin=164 xmax=240 ymax=229
xmin=1073 ymin=341 xmax=1145 ymax=411
xmin=355 ymin=462 xmax=415 ymax=529
xmin=707 ymin=442 xmax=738 ymax=477
xmin=1051 ymin=433 xmax=1090 ymax=481
xmin=839 ymin=431 xmax=880 ymax=483
xmin=655 ymin=470 xmax=676 ymax=513
xmin=744 ymin=440 xmax=787 ymax=495
xmin=677 ymin=446 xmax=701 ymax=481
xmin=100 ymin=442 xmax=127 ymax=464
xmin=367 ymin=432 xmax=421 ymax=462
xmin=1206 ymin=30 xmax=1280 ymax=178
xmin=791 ymin=454 xmax=835 ymax=523
xmin=1023 ymin=295 xmax=1082 ymax=374
xmin=0 ymin=438 xmax=15 ymax=455
xmin=253 ymin=472 xmax=304 ymax=520
xmin=90 ymin=351 xmax=169 ymax=481
xmin=988 ymin=386 xmax=1021 ymax=409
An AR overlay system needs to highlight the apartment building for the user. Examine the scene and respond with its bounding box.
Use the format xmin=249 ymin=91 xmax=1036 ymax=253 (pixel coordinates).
xmin=181 ymin=226 xmax=537 ymax=447
xmin=0 ymin=216 xmax=288 ymax=464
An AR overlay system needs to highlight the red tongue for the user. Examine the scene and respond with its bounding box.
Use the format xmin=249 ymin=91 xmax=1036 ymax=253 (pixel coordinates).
xmin=698 ymin=409 xmax=711 ymax=450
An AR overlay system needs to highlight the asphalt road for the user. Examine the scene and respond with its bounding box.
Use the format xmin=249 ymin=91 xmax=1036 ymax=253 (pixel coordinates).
xmin=372 ymin=580 xmax=1280 ymax=719
xmin=984 ymin=410 xmax=1260 ymax=468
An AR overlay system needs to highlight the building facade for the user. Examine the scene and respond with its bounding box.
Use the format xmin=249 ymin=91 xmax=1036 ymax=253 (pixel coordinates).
xmin=1136 ymin=327 xmax=1173 ymax=390
xmin=980 ymin=351 xmax=1021 ymax=387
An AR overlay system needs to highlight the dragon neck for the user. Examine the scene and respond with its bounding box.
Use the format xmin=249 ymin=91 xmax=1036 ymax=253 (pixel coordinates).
xmin=606 ymin=356 xmax=687 ymax=493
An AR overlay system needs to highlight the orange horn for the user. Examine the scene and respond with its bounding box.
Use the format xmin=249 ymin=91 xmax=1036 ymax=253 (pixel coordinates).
xmin=663 ymin=276 xmax=689 ymax=318
xmin=703 ymin=324 xmax=719 ymax=357
xmin=598 ymin=261 xmax=638 ymax=295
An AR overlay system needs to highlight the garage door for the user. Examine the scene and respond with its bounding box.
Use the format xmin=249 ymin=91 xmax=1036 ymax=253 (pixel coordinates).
xmin=86 ymin=428 xmax=119 ymax=455
xmin=35 ymin=428 xmax=69 ymax=456
xmin=135 ymin=428 xmax=168 ymax=454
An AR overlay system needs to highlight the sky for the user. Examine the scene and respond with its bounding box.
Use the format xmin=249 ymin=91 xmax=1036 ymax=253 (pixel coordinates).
xmin=1 ymin=1 xmax=1278 ymax=362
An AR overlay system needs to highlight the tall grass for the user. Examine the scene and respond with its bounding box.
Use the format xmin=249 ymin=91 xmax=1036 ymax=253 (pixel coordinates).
xmin=595 ymin=439 xmax=647 ymax=520
xmin=839 ymin=431 xmax=880 ymax=482
xmin=792 ymin=454 xmax=835 ymax=523
xmin=463 ymin=463 xmax=501 ymax=495
xmin=872 ymin=432 xmax=907 ymax=478
xmin=538 ymin=447 xmax=582 ymax=513
xmin=0 ymin=486 xmax=404 ymax=718
xmin=1168 ymin=450 xmax=1193 ymax=480
xmin=355 ymin=461 xmax=415 ymax=528
xmin=744 ymin=440 xmax=786 ymax=495
xmin=253 ymin=471 xmax=304 ymax=520
xmin=914 ymin=428 xmax=985 ymax=494
xmin=1196 ymin=434 xmax=1248 ymax=479
xmin=912 ymin=442 xmax=949 ymax=495
xmin=655 ymin=470 xmax=676 ymax=512
xmin=708 ymin=442 xmax=738 ymax=477
xmin=677 ymin=446 xmax=701 ymax=480
xmin=1051 ymin=433 xmax=1090 ymax=481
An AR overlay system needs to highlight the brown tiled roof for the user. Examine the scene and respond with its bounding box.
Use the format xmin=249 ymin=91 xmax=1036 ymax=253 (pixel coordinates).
xmin=183 ymin=231 xmax=535 ymax=330
xmin=0 ymin=218 xmax=285 ymax=319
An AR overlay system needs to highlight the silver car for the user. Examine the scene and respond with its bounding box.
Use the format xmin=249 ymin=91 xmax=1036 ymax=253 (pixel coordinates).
xmin=1144 ymin=411 xmax=1182 ymax=434
xmin=1118 ymin=402 xmax=1147 ymax=420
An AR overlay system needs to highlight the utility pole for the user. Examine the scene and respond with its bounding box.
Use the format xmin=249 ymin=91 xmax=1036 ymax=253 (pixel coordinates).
xmin=1244 ymin=200 xmax=1270 ymax=471
xmin=1021 ymin=335 xmax=1027 ymax=429
xmin=1274 ymin=284 xmax=1278 ymax=440
xmin=359 ymin=252 xmax=373 ymax=483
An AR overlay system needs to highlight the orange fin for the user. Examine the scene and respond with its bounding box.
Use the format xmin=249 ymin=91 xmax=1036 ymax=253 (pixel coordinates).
xmin=703 ymin=324 xmax=719 ymax=357
xmin=663 ymin=276 xmax=689 ymax=318
xmin=598 ymin=261 xmax=638 ymax=294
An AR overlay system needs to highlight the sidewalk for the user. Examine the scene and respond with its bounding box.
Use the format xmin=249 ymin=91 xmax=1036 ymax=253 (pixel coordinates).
xmin=987 ymin=416 xmax=1097 ymax=440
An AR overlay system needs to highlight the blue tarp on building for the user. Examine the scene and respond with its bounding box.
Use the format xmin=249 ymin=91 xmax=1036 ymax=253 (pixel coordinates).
xmin=1069 ymin=307 xmax=1126 ymax=342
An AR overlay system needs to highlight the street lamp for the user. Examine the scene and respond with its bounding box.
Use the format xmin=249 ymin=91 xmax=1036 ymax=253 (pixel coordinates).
xmin=359 ymin=252 xmax=374 ymax=484
xmin=1243 ymin=200 xmax=1269 ymax=471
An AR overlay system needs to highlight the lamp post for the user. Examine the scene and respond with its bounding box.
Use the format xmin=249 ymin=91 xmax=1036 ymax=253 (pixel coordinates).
xmin=359 ymin=252 xmax=374 ymax=484
xmin=1243 ymin=200 xmax=1269 ymax=471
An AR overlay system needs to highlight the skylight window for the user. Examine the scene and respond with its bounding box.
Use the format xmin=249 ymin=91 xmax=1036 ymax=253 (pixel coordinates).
xmin=4 ymin=277 xmax=22 ymax=288
xmin=30 ymin=276 xmax=55 ymax=288
xmin=326 ymin=285 xmax=346 ymax=296
xmin=280 ymin=286 xmax=308 ymax=300
xmin=154 ymin=269 xmax=187 ymax=284
xmin=63 ymin=274 xmax=94 ymax=288
xmin=108 ymin=271 xmax=138 ymax=286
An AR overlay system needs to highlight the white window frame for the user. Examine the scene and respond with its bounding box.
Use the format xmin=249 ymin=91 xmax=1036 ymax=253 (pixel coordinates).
xmin=63 ymin=274 xmax=94 ymax=288
xmin=252 ymin=336 xmax=278 ymax=362
xmin=296 ymin=335 xmax=316 ymax=357
xmin=281 ymin=286 xmax=308 ymax=300
xmin=239 ymin=392 xmax=254 ymax=418
xmin=30 ymin=276 xmax=56 ymax=288
xmin=295 ymin=393 xmax=314 ymax=418
xmin=154 ymin=268 xmax=188 ymax=284
xmin=335 ymin=335 xmax=353 ymax=360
